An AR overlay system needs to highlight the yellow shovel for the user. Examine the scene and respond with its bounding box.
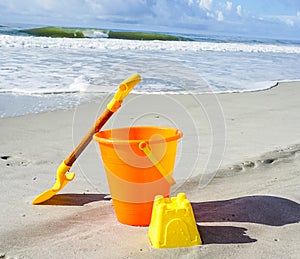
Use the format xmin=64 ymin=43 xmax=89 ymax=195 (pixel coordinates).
xmin=32 ymin=74 xmax=142 ymax=204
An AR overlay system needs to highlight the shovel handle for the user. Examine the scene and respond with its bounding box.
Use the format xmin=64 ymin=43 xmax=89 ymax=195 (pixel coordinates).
xmin=65 ymin=73 xmax=141 ymax=166
xmin=107 ymin=73 xmax=142 ymax=112
xmin=64 ymin=109 xmax=114 ymax=166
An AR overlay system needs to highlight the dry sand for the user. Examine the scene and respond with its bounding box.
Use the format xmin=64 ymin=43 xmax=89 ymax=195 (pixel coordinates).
xmin=0 ymin=81 xmax=299 ymax=258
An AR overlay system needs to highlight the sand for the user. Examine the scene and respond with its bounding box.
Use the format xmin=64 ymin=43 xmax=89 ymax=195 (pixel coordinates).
xmin=0 ymin=81 xmax=299 ymax=258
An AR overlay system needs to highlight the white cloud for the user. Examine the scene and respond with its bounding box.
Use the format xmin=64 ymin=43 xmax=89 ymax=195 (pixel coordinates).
xmin=226 ymin=1 xmax=232 ymax=11
xmin=84 ymin=0 xmax=102 ymax=11
xmin=206 ymin=11 xmax=214 ymax=19
xmin=85 ymin=0 xmax=148 ymax=15
xmin=199 ymin=0 xmax=213 ymax=11
xmin=187 ymin=0 xmax=194 ymax=6
xmin=216 ymin=10 xmax=224 ymax=21
xmin=236 ymin=5 xmax=242 ymax=16
xmin=262 ymin=11 xmax=300 ymax=29
xmin=285 ymin=18 xmax=294 ymax=26
xmin=272 ymin=15 xmax=296 ymax=27
xmin=0 ymin=0 xmax=300 ymax=39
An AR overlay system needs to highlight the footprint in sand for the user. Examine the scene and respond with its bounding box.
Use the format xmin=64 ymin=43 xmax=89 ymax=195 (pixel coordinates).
xmin=262 ymin=158 xmax=276 ymax=165
xmin=260 ymin=144 xmax=300 ymax=166
xmin=229 ymin=164 xmax=244 ymax=172
xmin=229 ymin=160 xmax=256 ymax=172
xmin=242 ymin=161 xmax=256 ymax=169
xmin=1 ymin=155 xmax=30 ymax=167
xmin=1 ymin=155 xmax=11 ymax=160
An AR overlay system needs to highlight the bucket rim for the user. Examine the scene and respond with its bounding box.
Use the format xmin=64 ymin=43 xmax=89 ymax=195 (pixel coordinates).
xmin=93 ymin=126 xmax=183 ymax=145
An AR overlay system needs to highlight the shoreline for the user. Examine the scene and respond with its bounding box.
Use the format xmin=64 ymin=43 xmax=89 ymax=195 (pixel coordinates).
xmin=2 ymin=79 xmax=300 ymax=118
xmin=0 ymin=79 xmax=292 ymax=118
xmin=0 ymin=81 xmax=299 ymax=258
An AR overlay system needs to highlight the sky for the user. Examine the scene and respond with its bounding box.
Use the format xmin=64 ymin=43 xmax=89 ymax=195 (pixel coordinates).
xmin=0 ymin=0 xmax=300 ymax=39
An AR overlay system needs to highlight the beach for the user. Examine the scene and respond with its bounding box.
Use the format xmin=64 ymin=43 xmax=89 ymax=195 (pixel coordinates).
xmin=0 ymin=81 xmax=299 ymax=258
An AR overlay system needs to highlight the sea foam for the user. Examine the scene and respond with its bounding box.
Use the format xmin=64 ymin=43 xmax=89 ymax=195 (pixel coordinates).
xmin=1 ymin=35 xmax=300 ymax=54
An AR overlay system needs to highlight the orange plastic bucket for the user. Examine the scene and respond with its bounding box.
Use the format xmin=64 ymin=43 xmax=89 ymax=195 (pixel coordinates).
xmin=93 ymin=126 xmax=183 ymax=226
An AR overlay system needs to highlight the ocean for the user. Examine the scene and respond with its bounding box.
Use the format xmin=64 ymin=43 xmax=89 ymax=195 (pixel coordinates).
xmin=1 ymin=24 xmax=300 ymax=117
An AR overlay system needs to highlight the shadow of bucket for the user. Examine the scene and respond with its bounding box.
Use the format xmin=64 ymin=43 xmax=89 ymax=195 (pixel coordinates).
xmin=93 ymin=126 xmax=183 ymax=226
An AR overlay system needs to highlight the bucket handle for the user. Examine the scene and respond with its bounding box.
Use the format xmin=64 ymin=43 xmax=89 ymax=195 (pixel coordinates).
xmin=139 ymin=141 xmax=176 ymax=186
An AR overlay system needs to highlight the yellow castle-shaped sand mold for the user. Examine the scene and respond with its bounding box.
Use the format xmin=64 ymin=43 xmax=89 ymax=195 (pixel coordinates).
xmin=148 ymin=192 xmax=202 ymax=248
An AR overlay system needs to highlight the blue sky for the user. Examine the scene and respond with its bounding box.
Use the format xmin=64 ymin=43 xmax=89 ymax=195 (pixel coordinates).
xmin=1 ymin=0 xmax=300 ymax=39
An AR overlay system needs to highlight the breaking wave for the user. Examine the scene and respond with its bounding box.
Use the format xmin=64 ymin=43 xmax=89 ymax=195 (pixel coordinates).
xmin=19 ymin=26 xmax=190 ymax=41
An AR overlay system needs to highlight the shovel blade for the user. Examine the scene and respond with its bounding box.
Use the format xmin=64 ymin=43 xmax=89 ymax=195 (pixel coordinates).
xmin=32 ymin=189 xmax=56 ymax=204
xmin=32 ymin=179 xmax=70 ymax=204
